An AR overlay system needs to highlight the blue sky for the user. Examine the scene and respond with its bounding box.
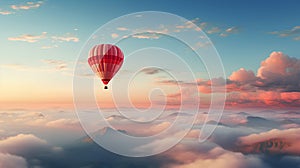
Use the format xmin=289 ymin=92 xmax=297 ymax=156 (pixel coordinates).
xmin=1 ymin=0 xmax=300 ymax=105
xmin=1 ymin=0 xmax=299 ymax=71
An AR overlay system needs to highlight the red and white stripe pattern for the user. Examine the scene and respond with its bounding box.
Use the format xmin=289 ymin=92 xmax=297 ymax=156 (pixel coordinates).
xmin=88 ymin=44 xmax=124 ymax=85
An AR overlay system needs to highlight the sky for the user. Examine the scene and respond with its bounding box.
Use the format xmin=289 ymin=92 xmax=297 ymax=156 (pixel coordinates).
xmin=1 ymin=0 xmax=300 ymax=167
xmin=1 ymin=0 xmax=300 ymax=109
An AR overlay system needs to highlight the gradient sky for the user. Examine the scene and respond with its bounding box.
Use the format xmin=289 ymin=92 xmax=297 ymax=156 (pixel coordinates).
xmin=1 ymin=0 xmax=300 ymax=109
xmin=1 ymin=1 xmax=300 ymax=168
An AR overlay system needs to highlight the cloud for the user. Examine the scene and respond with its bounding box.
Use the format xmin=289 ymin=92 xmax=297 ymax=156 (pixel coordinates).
xmin=157 ymin=52 xmax=300 ymax=107
xmin=0 ymin=153 xmax=27 ymax=168
xmin=0 ymin=10 xmax=14 ymax=15
xmin=0 ymin=64 xmax=31 ymax=71
xmin=192 ymin=41 xmax=211 ymax=50
xmin=220 ymin=27 xmax=239 ymax=37
xmin=0 ymin=134 xmax=60 ymax=156
xmin=223 ymin=52 xmax=300 ymax=107
xmin=51 ymin=34 xmax=79 ymax=42
xmin=111 ymin=33 xmax=119 ymax=39
xmin=206 ymin=27 xmax=221 ymax=34
xmin=140 ymin=67 xmax=162 ymax=75
xmin=131 ymin=33 xmax=160 ymax=39
xmin=175 ymin=18 xmax=202 ymax=31
xmin=256 ymin=52 xmax=300 ymax=92
xmin=270 ymin=26 xmax=300 ymax=40
xmin=46 ymin=119 xmax=80 ymax=129
xmin=294 ymin=36 xmax=300 ymax=41
xmin=237 ymin=128 xmax=300 ymax=155
xmin=41 ymin=44 xmax=58 ymax=49
xmin=42 ymin=59 xmax=68 ymax=70
xmin=117 ymin=27 xmax=128 ymax=31
xmin=229 ymin=68 xmax=256 ymax=83
xmin=8 ymin=32 xmax=47 ymax=43
xmin=11 ymin=1 xmax=43 ymax=10
xmin=165 ymin=145 xmax=267 ymax=168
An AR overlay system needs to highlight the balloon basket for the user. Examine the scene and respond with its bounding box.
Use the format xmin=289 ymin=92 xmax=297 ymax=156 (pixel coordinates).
xmin=104 ymin=86 xmax=108 ymax=89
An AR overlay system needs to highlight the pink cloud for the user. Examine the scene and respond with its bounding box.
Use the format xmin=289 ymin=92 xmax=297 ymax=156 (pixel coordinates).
xmin=229 ymin=68 xmax=256 ymax=83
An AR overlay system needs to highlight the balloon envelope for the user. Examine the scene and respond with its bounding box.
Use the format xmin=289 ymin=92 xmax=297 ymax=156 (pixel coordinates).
xmin=88 ymin=44 xmax=124 ymax=88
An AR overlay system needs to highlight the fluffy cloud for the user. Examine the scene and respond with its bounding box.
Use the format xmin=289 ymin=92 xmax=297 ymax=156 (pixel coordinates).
xmin=0 ymin=134 xmax=62 ymax=168
xmin=8 ymin=32 xmax=47 ymax=43
xmin=11 ymin=1 xmax=43 ymax=10
xmin=0 ymin=153 xmax=27 ymax=168
xmin=229 ymin=68 xmax=256 ymax=83
xmin=46 ymin=119 xmax=80 ymax=129
xmin=237 ymin=128 xmax=300 ymax=155
xmin=165 ymin=145 xmax=267 ymax=168
xmin=256 ymin=52 xmax=300 ymax=92
xmin=0 ymin=134 xmax=52 ymax=155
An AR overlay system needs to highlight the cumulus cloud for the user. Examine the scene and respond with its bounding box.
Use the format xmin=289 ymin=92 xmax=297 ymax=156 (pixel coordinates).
xmin=46 ymin=119 xmax=80 ymax=129
xmin=11 ymin=1 xmax=43 ymax=10
xmin=213 ymin=52 xmax=300 ymax=107
xmin=229 ymin=68 xmax=256 ymax=83
xmin=8 ymin=32 xmax=47 ymax=43
xmin=0 ymin=153 xmax=27 ymax=168
xmin=157 ymin=51 xmax=300 ymax=107
xmin=237 ymin=128 xmax=300 ymax=155
xmin=0 ymin=134 xmax=51 ymax=155
xmin=165 ymin=145 xmax=267 ymax=168
xmin=256 ymin=52 xmax=300 ymax=92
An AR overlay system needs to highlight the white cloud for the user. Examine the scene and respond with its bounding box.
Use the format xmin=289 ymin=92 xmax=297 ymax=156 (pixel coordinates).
xmin=0 ymin=10 xmax=14 ymax=15
xmin=165 ymin=146 xmax=268 ymax=168
xmin=0 ymin=153 xmax=27 ymax=168
xmin=51 ymin=34 xmax=79 ymax=42
xmin=11 ymin=1 xmax=43 ymax=10
xmin=206 ymin=27 xmax=221 ymax=34
xmin=41 ymin=44 xmax=58 ymax=49
xmin=46 ymin=119 xmax=80 ymax=129
xmin=111 ymin=33 xmax=119 ymax=39
xmin=117 ymin=27 xmax=128 ymax=31
xmin=0 ymin=134 xmax=61 ymax=156
xmin=131 ymin=33 xmax=160 ymax=39
xmin=8 ymin=32 xmax=47 ymax=43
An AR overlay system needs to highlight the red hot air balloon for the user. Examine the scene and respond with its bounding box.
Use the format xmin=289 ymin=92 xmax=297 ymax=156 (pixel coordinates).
xmin=88 ymin=44 xmax=124 ymax=89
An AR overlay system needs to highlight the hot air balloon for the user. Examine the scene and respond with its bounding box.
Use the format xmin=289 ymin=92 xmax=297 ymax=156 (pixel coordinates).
xmin=88 ymin=44 xmax=124 ymax=89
